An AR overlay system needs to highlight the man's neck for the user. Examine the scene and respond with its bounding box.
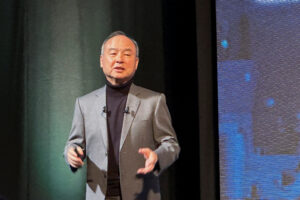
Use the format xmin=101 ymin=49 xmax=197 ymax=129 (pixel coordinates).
xmin=106 ymin=78 xmax=127 ymax=86
xmin=106 ymin=78 xmax=133 ymax=89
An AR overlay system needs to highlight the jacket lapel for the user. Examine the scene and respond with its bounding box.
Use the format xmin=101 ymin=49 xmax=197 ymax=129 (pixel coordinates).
xmin=119 ymin=84 xmax=141 ymax=151
xmin=95 ymin=86 xmax=108 ymax=150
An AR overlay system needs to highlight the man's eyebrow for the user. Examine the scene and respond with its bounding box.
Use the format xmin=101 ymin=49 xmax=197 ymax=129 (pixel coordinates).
xmin=123 ymin=48 xmax=133 ymax=52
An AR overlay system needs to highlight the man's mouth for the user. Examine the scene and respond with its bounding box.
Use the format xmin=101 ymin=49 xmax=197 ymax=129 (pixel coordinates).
xmin=113 ymin=66 xmax=125 ymax=72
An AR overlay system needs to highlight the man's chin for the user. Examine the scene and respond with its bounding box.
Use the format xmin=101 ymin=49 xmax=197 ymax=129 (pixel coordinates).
xmin=106 ymin=76 xmax=132 ymax=85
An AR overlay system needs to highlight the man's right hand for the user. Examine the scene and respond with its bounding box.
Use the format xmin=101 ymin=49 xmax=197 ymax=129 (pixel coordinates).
xmin=67 ymin=146 xmax=84 ymax=168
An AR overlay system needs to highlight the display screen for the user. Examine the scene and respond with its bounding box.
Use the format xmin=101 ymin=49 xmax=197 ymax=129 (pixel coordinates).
xmin=217 ymin=0 xmax=300 ymax=199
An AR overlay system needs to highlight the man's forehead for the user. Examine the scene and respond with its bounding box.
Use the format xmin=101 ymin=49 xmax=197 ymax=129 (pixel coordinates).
xmin=108 ymin=47 xmax=133 ymax=52
xmin=105 ymin=35 xmax=136 ymax=49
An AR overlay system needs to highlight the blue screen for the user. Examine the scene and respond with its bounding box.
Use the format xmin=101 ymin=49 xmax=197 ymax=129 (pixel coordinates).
xmin=217 ymin=1 xmax=300 ymax=199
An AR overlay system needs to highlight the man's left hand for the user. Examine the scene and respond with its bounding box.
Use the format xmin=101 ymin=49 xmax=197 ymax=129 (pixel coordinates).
xmin=137 ymin=148 xmax=158 ymax=174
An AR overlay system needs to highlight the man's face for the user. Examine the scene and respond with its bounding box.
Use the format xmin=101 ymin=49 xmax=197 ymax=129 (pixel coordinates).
xmin=100 ymin=35 xmax=139 ymax=85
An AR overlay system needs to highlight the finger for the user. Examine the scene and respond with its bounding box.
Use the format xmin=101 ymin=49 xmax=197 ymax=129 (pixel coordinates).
xmin=69 ymin=159 xmax=84 ymax=168
xmin=74 ymin=159 xmax=84 ymax=167
xmin=68 ymin=151 xmax=78 ymax=159
xmin=137 ymin=164 xmax=154 ymax=174
xmin=69 ymin=157 xmax=84 ymax=167
xmin=69 ymin=159 xmax=79 ymax=167
xmin=68 ymin=148 xmax=77 ymax=157
xmin=139 ymin=148 xmax=150 ymax=154
xmin=69 ymin=158 xmax=79 ymax=167
xmin=137 ymin=167 xmax=147 ymax=174
xmin=68 ymin=153 xmax=84 ymax=166
xmin=138 ymin=148 xmax=150 ymax=158
xmin=68 ymin=153 xmax=82 ymax=162
xmin=76 ymin=146 xmax=84 ymax=156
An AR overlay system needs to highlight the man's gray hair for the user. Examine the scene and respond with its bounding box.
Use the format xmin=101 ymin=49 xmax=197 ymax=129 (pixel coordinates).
xmin=100 ymin=31 xmax=139 ymax=57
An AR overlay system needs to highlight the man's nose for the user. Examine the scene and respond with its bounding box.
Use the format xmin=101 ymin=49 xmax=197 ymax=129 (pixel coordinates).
xmin=116 ymin=53 xmax=124 ymax=63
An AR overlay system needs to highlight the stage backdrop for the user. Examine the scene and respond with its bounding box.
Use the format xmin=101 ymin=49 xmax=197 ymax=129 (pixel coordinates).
xmin=1 ymin=0 xmax=205 ymax=199
xmin=18 ymin=1 xmax=166 ymax=199
xmin=217 ymin=0 xmax=300 ymax=199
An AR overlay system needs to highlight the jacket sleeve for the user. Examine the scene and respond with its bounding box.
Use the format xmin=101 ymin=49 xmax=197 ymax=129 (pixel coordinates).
xmin=63 ymin=97 xmax=86 ymax=172
xmin=153 ymin=93 xmax=180 ymax=175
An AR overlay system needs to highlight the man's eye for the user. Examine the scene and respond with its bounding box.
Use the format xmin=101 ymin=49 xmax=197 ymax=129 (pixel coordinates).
xmin=125 ymin=54 xmax=131 ymax=56
xmin=110 ymin=53 xmax=117 ymax=56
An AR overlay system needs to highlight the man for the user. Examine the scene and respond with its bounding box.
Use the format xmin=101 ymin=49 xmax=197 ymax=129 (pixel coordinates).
xmin=64 ymin=31 xmax=180 ymax=200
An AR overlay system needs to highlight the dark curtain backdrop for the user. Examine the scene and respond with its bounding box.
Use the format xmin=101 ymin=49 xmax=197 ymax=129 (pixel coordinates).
xmin=196 ymin=0 xmax=219 ymax=199
xmin=0 ymin=0 xmax=218 ymax=199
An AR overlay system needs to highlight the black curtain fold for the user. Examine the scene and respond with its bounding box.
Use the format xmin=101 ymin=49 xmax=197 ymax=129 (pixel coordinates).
xmin=0 ymin=0 xmax=24 ymax=199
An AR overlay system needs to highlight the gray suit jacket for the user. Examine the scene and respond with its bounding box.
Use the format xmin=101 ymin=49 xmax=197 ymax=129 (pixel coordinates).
xmin=64 ymin=83 xmax=180 ymax=200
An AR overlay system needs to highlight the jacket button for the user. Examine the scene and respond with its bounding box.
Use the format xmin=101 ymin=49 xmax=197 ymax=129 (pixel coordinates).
xmin=104 ymin=173 xmax=107 ymax=178
xmin=105 ymin=152 xmax=108 ymax=156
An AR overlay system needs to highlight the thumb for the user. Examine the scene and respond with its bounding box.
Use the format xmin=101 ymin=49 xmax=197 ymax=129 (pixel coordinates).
xmin=76 ymin=146 xmax=84 ymax=156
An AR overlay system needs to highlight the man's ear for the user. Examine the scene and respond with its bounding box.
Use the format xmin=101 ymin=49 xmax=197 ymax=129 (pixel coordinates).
xmin=135 ymin=57 xmax=139 ymax=70
xmin=100 ymin=55 xmax=103 ymax=68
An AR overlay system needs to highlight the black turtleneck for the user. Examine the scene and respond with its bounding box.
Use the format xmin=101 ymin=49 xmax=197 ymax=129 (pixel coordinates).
xmin=106 ymin=79 xmax=132 ymax=197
